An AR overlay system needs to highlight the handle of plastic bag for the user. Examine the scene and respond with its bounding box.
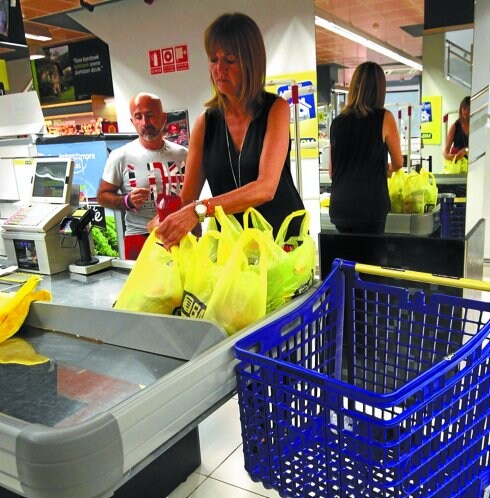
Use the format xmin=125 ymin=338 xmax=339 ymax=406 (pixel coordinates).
xmin=275 ymin=210 xmax=310 ymax=246
xmin=243 ymin=207 xmax=273 ymax=233
xmin=207 ymin=205 xmax=243 ymax=236
xmin=419 ymin=167 xmax=437 ymax=184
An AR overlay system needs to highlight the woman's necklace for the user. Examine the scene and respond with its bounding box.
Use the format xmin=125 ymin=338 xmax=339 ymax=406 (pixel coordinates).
xmin=224 ymin=120 xmax=250 ymax=189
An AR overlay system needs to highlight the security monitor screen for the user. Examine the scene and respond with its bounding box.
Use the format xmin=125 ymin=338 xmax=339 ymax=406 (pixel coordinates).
xmin=32 ymin=161 xmax=68 ymax=199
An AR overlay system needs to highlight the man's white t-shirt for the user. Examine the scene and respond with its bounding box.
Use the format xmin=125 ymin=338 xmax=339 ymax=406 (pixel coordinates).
xmin=102 ymin=139 xmax=187 ymax=235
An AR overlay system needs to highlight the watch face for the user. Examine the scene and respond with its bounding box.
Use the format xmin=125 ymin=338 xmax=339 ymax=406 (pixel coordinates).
xmin=195 ymin=202 xmax=207 ymax=221
xmin=195 ymin=203 xmax=207 ymax=215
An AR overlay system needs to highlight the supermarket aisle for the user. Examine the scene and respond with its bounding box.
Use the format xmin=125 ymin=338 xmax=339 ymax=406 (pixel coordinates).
xmin=167 ymin=395 xmax=280 ymax=498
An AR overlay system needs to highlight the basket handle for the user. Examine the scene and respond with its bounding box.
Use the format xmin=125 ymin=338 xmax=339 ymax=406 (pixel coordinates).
xmin=354 ymin=263 xmax=490 ymax=292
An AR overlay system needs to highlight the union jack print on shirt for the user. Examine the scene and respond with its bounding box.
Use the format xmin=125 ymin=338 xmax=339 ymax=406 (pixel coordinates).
xmin=147 ymin=161 xmax=185 ymax=197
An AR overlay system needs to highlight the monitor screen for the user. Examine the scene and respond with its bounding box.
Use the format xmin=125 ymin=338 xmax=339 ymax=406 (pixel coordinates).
xmin=0 ymin=0 xmax=8 ymax=39
xmin=30 ymin=157 xmax=74 ymax=204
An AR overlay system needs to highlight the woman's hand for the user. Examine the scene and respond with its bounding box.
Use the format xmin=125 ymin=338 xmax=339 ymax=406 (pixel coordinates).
xmin=155 ymin=204 xmax=198 ymax=249
xmin=146 ymin=214 xmax=159 ymax=233
xmin=455 ymin=148 xmax=468 ymax=160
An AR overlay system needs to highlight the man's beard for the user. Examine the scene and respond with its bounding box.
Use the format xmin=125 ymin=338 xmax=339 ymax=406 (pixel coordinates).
xmin=141 ymin=126 xmax=160 ymax=141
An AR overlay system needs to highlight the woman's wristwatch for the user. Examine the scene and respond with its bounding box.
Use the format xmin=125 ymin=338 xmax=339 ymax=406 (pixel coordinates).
xmin=194 ymin=200 xmax=211 ymax=222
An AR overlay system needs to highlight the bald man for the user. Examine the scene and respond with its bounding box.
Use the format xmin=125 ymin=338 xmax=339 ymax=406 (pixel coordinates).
xmin=97 ymin=93 xmax=188 ymax=259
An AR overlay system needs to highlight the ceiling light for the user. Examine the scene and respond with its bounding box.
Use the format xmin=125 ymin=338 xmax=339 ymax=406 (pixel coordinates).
xmin=24 ymin=21 xmax=52 ymax=42
xmin=0 ymin=40 xmax=27 ymax=48
xmin=29 ymin=46 xmax=45 ymax=60
xmin=315 ymin=10 xmax=423 ymax=72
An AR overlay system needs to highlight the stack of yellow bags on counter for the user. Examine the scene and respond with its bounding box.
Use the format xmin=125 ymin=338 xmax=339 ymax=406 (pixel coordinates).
xmin=388 ymin=167 xmax=438 ymax=214
xmin=114 ymin=207 xmax=317 ymax=336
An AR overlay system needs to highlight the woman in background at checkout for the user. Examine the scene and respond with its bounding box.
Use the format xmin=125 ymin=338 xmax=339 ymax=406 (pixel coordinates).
xmin=328 ymin=61 xmax=403 ymax=234
xmin=443 ymin=95 xmax=470 ymax=163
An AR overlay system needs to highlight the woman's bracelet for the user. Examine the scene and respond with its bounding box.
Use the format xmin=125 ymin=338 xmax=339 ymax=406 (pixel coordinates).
xmin=124 ymin=194 xmax=138 ymax=212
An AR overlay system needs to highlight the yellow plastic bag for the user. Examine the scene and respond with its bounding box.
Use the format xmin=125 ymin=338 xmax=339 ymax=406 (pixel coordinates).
xmin=402 ymin=170 xmax=427 ymax=214
xmin=114 ymin=229 xmax=184 ymax=315
xmin=0 ymin=338 xmax=49 ymax=365
xmin=181 ymin=230 xmax=222 ymax=319
xmin=460 ymin=156 xmax=468 ymax=174
xmin=0 ymin=276 xmax=51 ymax=365
xmin=207 ymin=205 xmax=243 ymax=263
xmin=0 ymin=276 xmax=51 ymax=343
xmin=443 ymin=156 xmax=467 ymax=174
xmin=177 ymin=231 xmax=199 ymax=290
xmin=419 ymin=167 xmax=438 ymax=211
xmin=243 ymin=207 xmax=274 ymax=234
xmin=267 ymin=210 xmax=316 ymax=312
xmin=388 ymin=168 xmax=406 ymax=213
xmin=204 ymin=228 xmax=268 ymax=336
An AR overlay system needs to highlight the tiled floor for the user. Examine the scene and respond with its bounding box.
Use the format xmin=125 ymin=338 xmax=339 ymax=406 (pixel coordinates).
xmin=167 ymin=395 xmax=281 ymax=498
xmin=166 ymin=261 xmax=490 ymax=498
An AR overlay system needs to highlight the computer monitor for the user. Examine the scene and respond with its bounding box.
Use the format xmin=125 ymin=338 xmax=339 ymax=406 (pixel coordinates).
xmin=30 ymin=157 xmax=74 ymax=204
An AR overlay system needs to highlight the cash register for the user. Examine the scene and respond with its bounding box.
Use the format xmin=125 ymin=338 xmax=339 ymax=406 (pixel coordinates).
xmin=1 ymin=157 xmax=80 ymax=274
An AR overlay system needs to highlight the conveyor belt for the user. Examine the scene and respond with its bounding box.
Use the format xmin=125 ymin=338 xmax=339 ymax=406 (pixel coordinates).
xmin=1 ymin=326 xmax=184 ymax=428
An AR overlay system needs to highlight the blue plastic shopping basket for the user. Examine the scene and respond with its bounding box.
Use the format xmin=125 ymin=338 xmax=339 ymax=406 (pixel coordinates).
xmin=235 ymin=259 xmax=490 ymax=498
xmin=440 ymin=196 xmax=466 ymax=238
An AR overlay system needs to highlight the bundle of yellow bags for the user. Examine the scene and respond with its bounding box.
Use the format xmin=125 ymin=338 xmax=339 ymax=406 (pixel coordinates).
xmin=0 ymin=276 xmax=51 ymax=365
xmin=388 ymin=168 xmax=438 ymax=214
xmin=114 ymin=207 xmax=317 ymax=336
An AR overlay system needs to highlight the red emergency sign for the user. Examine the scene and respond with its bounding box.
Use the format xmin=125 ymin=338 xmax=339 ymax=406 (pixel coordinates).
xmin=148 ymin=45 xmax=189 ymax=75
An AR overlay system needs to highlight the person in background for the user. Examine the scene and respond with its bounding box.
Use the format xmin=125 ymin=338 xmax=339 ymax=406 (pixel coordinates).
xmin=328 ymin=61 xmax=404 ymax=234
xmin=97 ymin=92 xmax=187 ymax=260
xmin=443 ymin=95 xmax=470 ymax=162
xmin=154 ymin=12 xmax=304 ymax=248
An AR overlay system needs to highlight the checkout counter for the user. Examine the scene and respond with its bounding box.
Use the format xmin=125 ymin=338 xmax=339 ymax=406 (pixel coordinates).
xmin=319 ymin=170 xmax=484 ymax=294
xmin=0 ymin=126 xmax=270 ymax=497
xmin=0 ymin=261 xmax=317 ymax=498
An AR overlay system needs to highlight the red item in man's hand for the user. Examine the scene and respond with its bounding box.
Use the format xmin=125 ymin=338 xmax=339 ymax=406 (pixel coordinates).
xmin=156 ymin=194 xmax=182 ymax=221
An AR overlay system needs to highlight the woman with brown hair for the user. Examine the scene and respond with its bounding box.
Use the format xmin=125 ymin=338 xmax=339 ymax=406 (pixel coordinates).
xmin=329 ymin=61 xmax=403 ymax=234
xmin=155 ymin=12 xmax=304 ymax=248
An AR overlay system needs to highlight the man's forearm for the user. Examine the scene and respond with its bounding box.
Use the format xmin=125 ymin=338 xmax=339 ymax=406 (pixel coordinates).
xmin=97 ymin=191 xmax=127 ymax=211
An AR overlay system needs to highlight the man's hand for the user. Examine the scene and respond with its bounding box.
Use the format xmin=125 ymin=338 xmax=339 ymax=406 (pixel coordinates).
xmin=128 ymin=187 xmax=151 ymax=210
